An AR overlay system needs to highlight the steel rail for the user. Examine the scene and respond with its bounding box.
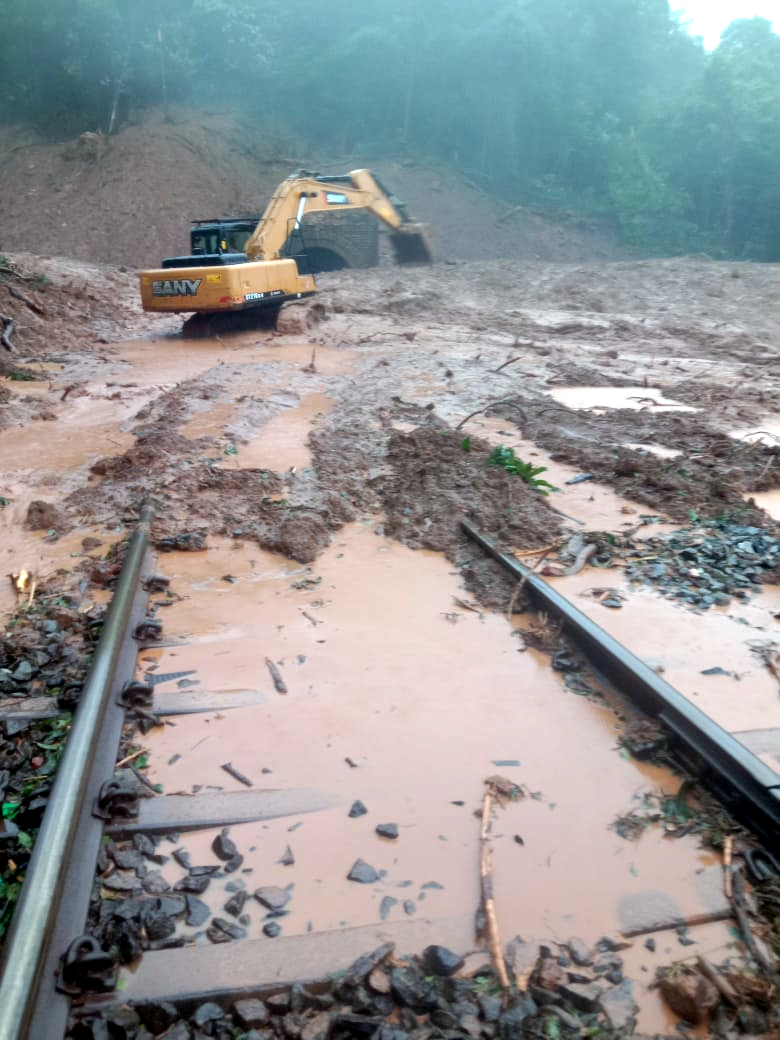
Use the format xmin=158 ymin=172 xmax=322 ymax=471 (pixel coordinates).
xmin=461 ymin=520 xmax=780 ymax=851
xmin=0 ymin=504 xmax=154 ymax=1040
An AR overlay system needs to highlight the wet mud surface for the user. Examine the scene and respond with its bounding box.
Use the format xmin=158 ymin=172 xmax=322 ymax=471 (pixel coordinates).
xmin=1 ymin=252 xmax=779 ymax=1035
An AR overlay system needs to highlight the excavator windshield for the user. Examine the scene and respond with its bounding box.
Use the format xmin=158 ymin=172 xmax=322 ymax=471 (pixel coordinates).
xmin=190 ymin=220 xmax=258 ymax=256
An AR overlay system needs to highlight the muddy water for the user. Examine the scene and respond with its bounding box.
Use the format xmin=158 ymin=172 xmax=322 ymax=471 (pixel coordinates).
xmin=109 ymin=337 xmax=357 ymax=384
xmin=0 ymin=382 xmax=137 ymax=615
xmin=551 ymin=569 xmax=780 ymax=739
xmin=730 ymin=423 xmax=780 ymax=447
xmin=222 ymin=392 xmax=333 ymax=471
xmin=750 ymin=489 xmax=780 ymax=520
xmin=140 ymin=525 xmax=733 ymax=1027
xmin=549 ymin=386 xmax=698 ymax=413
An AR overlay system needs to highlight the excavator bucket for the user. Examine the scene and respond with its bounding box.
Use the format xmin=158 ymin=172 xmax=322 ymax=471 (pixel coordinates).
xmin=390 ymin=223 xmax=434 ymax=265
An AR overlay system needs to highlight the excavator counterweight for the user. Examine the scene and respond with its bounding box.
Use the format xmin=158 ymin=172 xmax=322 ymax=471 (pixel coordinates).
xmin=139 ymin=169 xmax=432 ymax=317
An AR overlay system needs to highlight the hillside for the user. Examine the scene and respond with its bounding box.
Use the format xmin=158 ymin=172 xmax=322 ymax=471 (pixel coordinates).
xmin=0 ymin=108 xmax=628 ymax=270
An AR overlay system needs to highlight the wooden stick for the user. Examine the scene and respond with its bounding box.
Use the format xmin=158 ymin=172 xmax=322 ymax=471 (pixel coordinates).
xmin=0 ymin=313 xmax=15 ymax=352
xmin=480 ymin=787 xmax=510 ymax=990
xmin=116 ymin=747 xmax=146 ymax=769
xmin=695 ymin=955 xmax=738 ymax=1007
xmin=723 ymin=835 xmax=733 ymax=900
xmin=731 ymin=866 xmax=773 ymax=976
xmin=455 ymin=398 xmax=519 ymax=431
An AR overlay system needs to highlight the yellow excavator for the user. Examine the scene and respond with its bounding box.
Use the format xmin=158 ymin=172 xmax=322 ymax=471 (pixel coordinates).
xmin=139 ymin=168 xmax=432 ymax=315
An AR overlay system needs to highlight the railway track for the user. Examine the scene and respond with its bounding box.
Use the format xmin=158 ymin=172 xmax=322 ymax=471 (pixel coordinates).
xmin=0 ymin=504 xmax=778 ymax=1039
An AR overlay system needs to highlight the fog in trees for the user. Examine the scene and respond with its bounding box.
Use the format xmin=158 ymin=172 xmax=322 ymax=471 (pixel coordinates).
xmin=1 ymin=0 xmax=778 ymax=259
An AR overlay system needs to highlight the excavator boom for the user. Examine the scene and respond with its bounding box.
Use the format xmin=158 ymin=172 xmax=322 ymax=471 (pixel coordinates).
xmin=244 ymin=168 xmax=432 ymax=265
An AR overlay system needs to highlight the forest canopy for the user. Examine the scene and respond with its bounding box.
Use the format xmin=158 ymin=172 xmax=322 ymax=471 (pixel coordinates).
xmin=1 ymin=0 xmax=779 ymax=260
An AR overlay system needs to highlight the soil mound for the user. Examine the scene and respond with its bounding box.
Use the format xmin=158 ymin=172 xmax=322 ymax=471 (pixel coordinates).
xmin=0 ymin=109 xmax=627 ymax=271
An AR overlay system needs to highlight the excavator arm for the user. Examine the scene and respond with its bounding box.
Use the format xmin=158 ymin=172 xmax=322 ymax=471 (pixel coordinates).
xmin=243 ymin=168 xmax=432 ymax=265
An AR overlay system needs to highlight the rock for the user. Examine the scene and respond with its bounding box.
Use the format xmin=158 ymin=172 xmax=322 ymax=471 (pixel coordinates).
xmin=110 ymin=846 xmax=146 ymax=872
xmin=368 ymin=967 xmax=392 ymax=994
xmin=137 ymin=1001 xmax=180 ymax=1034
xmin=505 ymin=937 xmax=539 ymax=987
xmin=301 ymin=1011 xmax=332 ymax=1040
xmin=143 ymin=907 xmax=177 ymax=941
xmin=658 ymin=971 xmax=719 ymax=1024
xmin=185 ymin=894 xmax=210 ymax=927
xmin=278 ymin=844 xmax=295 ymax=866
xmin=174 ymin=873 xmax=210 ymax=894
xmin=598 ymin=979 xmax=638 ymax=1030
xmin=375 ymin=1029 xmax=408 ymax=1040
xmin=567 ymin=937 xmax=593 ymax=966
xmin=191 ymin=1002 xmax=224 ymax=1027
xmin=266 ymin=993 xmax=292 ymax=1014
xmin=224 ymin=853 xmax=244 ymax=873
xmin=290 ymin=984 xmax=319 ymax=1014
xmin=478 ymin=995 xmax=503 ymax=1022
xmin=207 ymin=917 xmax=246 ymax=943
xmin=347 ymin=859 xmax=380 ymax=884
xmin=390 ymin=965 xmax=438 ymax=1012
xmin=263 ymin=921 xmax=282 ymax=938
xmin=644 ymin=937 xmax=656 ymax=952
xmin=497 ymin=996 xmax=538 ymax=1038
xmin=160 ymin=1024 xmax=192 ymax=1040
xmin=558 ymin=981 xmax=607 ymax=1012
xmin=281 ymin=1011 xmax=303 ymax=1039
xmin=13 ymin=660 xmax=34 ymax=682
xmin=233 ymin=999 xmax=270 ymax=1029
xmin=212 ymin=828 xmax=238 ymax=861
xmin=537 ymin=958 xmax=566 ymax=990
xmin=375 ymin=823 xmax=399 ymax=840
xmin=142 ymin=871 xmax=171 ymax=895
xmin=342 ymin=943 xmax=395 ymax=986
xmin=173 ymin=848 xmax=192 ymax=869
xmin=420 ymin=945 xmax=465 ymax=977
xmin=430 ymin=1010 xmax=458 ymax=1030
xmin=331 ymin=1013 xmax=383 ymax=1038
xmin=254 ymin=886 xmax=291 ymax=911
xmin=224 ymin=890 xmax=247 ymax=917
xmin=102 ymin=871 xmax=142 ymax=894
xmin=349 ymin=800 xmax=368 ymax=818
xmin=379 ymin=896 xmax=397 ymax=921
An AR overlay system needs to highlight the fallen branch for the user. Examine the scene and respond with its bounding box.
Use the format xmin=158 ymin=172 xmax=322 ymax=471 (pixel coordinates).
xmin=493 ymin=355 xmax=526 ymax=374
xmin=731 ymin=865 xmax=773 ymax=976
xmin=8 ymin=284 xmax=45 ymax=315
xmin=723 ymin=835 xmax=733 ymax=900
xmin=506 ymin=544 xmax=560 ymax=619
xmin=0 ymin=313 xmax=15 ymax=351
xmin=455 ymin=398 xmax=519 ymax=431
xmin=116 ymin=747 xmax=146 ymax=769
xmin=480 ymin=784 xmax=511 ymax=991
xmin=265 ymin=657 xmax=288 ymax=694
xmin=696 ymin=955 xmax=738 ymax=1007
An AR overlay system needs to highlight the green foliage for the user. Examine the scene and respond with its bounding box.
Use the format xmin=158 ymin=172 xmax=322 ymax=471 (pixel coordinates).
xmin=0 ymin=1 xmax=778 ymax=257
xmin=487 ymin=447 xmax=558 ymax=495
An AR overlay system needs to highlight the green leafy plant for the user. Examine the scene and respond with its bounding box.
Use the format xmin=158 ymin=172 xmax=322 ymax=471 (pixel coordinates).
xmin=487 ymin=447 xmax=558 ymax=495
xmin=461 ymin=436 xmax=472 ymax=452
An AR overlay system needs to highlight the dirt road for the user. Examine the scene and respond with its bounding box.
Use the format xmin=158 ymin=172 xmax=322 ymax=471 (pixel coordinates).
xmin=1 ymin=253 xmax=779 ymax=1033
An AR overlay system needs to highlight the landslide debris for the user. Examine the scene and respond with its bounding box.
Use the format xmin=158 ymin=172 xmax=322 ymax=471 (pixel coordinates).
xmin=625 ymin=520 xmax=780 ymax=609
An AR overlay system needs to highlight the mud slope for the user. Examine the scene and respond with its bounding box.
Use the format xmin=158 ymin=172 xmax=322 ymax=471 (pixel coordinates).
xmin=0 ymin=109 xmax=626 ymax=269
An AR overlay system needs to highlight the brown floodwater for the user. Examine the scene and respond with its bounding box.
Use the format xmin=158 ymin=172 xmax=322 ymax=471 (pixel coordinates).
xmin=137 ymin=524 xmax=735 ymax=1035
xmin=548 ymin=386 xmax=698 ymax=413
xmin=220 ymin=392 xmax=334 ymax=472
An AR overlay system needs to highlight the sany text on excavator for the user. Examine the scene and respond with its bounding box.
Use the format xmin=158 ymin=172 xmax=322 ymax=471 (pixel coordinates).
xmin=139 ymin=169 xmax=432 ymax=315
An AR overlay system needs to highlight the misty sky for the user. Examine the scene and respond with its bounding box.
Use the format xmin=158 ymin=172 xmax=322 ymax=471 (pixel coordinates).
xmin=677 ymin=0 xmax=778 ymax=48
